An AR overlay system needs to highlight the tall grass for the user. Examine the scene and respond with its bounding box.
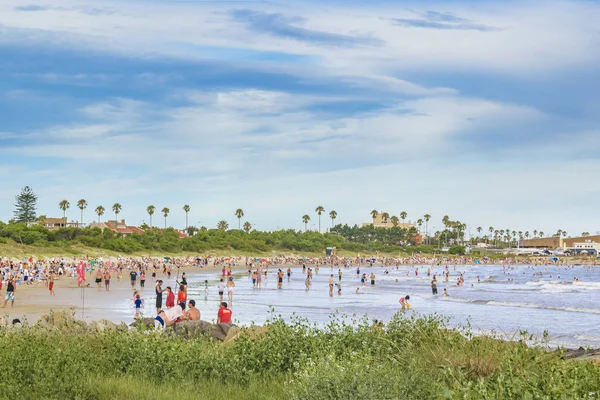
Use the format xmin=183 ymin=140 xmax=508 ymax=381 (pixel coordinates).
xmin=0 ymin=312 xmax=598 ymax=399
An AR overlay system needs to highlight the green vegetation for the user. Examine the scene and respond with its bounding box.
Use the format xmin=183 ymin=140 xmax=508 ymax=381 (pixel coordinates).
xmin=1 ymin=313 xmax=599 ymax=399
xmin=13 ymin=186 xmax=38 ymax=224
xmin=0 ymin=221 xmax=436 ymax=256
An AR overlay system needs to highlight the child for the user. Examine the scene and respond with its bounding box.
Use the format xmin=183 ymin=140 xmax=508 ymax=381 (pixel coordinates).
xmin=204 ymin=280 xmax=209 ymax=299
xmin=399 ymin=295 xmax=410 ymax=311
xmin=165 ymin=286 xmax=175 ymax=309
xmin=134 ymin=294 xmax=143 ymax=319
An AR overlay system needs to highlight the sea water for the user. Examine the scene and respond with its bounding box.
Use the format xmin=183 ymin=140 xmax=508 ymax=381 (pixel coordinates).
xmin=113 ymin=263 xmax=600 ymax=349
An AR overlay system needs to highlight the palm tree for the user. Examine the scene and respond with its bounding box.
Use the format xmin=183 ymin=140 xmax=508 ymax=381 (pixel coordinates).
xmin=217 ymin=220 xmax=229 ymax=232
xmin=77 ymin=199 xmax=87 ymax=226
xmin=381 ymin=212 xmax=390 ymax=225
xmin=315 ymin=206 xmax=325 ymax=233
xmin=147 ymin=205 xmax=155 ymax=227
xmin=525 ymin=231 xmax=530 ymax=239
xmin=112 ymin=203 xmax=122 ymax=223
xmin=400 ymin=211 xmax=407 ymax=227
xmin=183 ymin=205 xmax=191 ymax=229
xmin=390 ymin=215 xmax=399 ymax=227
xmin=370 ymin=210 xmax=379 ymax=225
xmin=442 ymin=215 xmax=450 ymax=230
xmin=161 ymin=207 xmax=170 ymax=228
xmin=329 ymin=210 xmax=337 ymax=227
xmin=424 ymin=214 xmax=431 ymax=244
xmin=539 ymin=231 xmax=545 ymax=238
xmin=302 ymin=214 xmax=310 ymax=231
xmin=243 ymin=221 xmax=252 ymax=233
xmin=582 ymin=232 xmax=590 ymax=237
xmin=59 ymin=200 xmax=70 ymax=227
xmin=235 ymin=208 xmax=244 ymax=230
xmin=533 ymin=230 xmax=538 ymax=238
xmin=477 ymin=227 xmax=482 ymax=241
xmin=562 ymin=231 xmax=567 ymax=238
xmin=416 ymin=218 xmax=423 ymax=234
xmin=95 ymin=206 xmax=105 ymax=223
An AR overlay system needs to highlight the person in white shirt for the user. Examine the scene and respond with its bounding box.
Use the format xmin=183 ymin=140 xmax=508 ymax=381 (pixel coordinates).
xmin=217 ymin=279 xmax=225 ymax=302
xmin=154 ymin=302 xmax=186 ymax=330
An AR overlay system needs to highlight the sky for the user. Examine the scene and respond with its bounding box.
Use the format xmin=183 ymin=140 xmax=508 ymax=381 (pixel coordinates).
xmin=1 ymin=0 xmax=599 ymax=235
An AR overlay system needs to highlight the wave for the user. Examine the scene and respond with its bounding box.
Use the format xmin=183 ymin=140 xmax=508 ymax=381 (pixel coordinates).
xmin=441 ymin=297 xmax=600 ymax=315
xmin=574 ymin=334 xmax=600 ymax=342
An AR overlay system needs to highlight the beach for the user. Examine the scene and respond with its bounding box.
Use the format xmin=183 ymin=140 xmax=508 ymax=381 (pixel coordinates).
xmin=4 ymin=258 xmax=600 ymax=349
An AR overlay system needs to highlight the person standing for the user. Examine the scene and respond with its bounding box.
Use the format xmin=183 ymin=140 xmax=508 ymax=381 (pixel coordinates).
xmin=3 ymin=278 xmax=15 ymax=307
xmin=104 ymin=269 xmax=111 ymax=291
xmin=95 ymin=269 xmax=103 ymax=291
xmin=217 ymin=302 xmax=232 ymax=324
xmin=130 ymin=269 xmax=137 ymax=290
xmin=217 ymin=278 xmax=225 ymax=302
xmin=155 ymin=280 xmax=165 ymax=314
xmin=134 ymin=294 xmax=143 ymax=319
xmin=226 ymin=277 xmax=235 ymax=307
xmin=165 ymin=287 xmax=175 ymax=309
xmin=140 ymin=270 xmax=146 ymax=289
xmin=370 ymin=273 xmax=376 ymax=286
xmin=329 ymin=275 xmax=334 ymax=297
xmin=431 ymin=277 xmax=438 ymax=295
xmin=48 ymin=273 xmax=55 ymax=296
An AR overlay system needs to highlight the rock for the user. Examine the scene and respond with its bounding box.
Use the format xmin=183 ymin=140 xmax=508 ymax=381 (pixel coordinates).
xmin=129 ymin=318 xmax=155 ymax=329
xmin=174 ymin=320 xmax=238 ymax=341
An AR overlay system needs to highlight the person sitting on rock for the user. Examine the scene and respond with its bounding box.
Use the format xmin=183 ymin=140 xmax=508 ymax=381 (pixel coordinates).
xmin=185 ymin=299 xmax=200 ymax=321
xmin=155 ymin=302 xmax=186 ymax=330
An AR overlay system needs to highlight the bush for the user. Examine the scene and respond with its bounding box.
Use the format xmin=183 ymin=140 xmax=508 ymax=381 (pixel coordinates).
xmin=448 ymin=245 xmax=466 ymax=255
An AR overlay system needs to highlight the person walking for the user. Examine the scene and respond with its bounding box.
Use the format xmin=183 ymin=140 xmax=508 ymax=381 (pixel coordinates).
xmin=155 ymin=280 xmax=165 ymax=314
xmin=3 ymin=278 xmax=15 ymax=307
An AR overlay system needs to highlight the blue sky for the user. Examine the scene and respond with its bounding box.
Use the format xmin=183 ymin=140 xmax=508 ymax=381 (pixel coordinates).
xmin=1 ymin=0 xmax=599 ymax=235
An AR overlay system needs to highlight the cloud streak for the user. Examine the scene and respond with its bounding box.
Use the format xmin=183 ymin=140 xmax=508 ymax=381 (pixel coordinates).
xmin=392 ymin=10 xmax=501 ymax=31
xmin=229 ymin=9 xmax=384 ymax=47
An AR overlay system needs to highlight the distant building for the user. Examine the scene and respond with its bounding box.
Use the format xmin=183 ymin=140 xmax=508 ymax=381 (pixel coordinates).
xmin=568 ymin=241 xmax=600 ymax=255
xmin=519 ymin=236 xmax=563 ymax=249
xmin=363 ymin=214 xmax=417 ymax=229
xmin=40 ymin=217 xmax=67 ymax=230
xmin=89 ymin=220 xmax=145 ymax=237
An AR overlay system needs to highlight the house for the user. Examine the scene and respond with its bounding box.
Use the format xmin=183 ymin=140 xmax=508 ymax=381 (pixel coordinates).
xmin=89 ymin=220 xmax=145 ymax=237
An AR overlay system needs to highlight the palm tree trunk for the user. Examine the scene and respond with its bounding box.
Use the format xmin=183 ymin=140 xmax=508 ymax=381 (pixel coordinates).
xmin=164 ymin=217 xmax=167 ymax=229
xmin=318 ymin=216 xmax=321 ymax=233
xmin=149 ymin=215 xmax=152 ymax=227
xmin=186 ymin=213 xmax=188 ymax=229
xmin=238 ymin=218 xmax=241 ymax=230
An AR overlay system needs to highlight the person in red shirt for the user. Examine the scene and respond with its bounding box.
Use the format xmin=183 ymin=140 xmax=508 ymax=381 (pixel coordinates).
xmin=217 ymin=302 xmax=232 ymax=324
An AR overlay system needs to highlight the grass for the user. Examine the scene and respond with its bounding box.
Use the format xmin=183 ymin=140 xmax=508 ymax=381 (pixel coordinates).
xmin=1 ymin=312 xmax=599 ymax=399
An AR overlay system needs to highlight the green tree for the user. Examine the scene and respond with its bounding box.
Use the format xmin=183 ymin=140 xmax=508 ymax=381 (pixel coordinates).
xmin=183 ymin=205 xmax=191 ymax=229
xmin=329 ymin=210 xmax=337 ymax=228
xmin=370 ymin=210 xmax=379 ymax=225
xmin=302 ymin=214 xmax=310 ymax=231
xmin=13 ymin=186 xmax=37 ymax=223
xmin=243 ymin=221 xmax=252 ymax=233
xmin=235 ymin=208 xmax=244 ymax=230
xmin=77 ymin=199 xmax=88 ymax=226
xmin=423 ymin=214 xmax=431 ymax=244
xmin=217 ymin=220 xmax=229 ymax=232
xmin=147 ymin=205 xmax=155 ymax=228
xmin=59 ymin=200 xmax=70 ymax=226
xmin=112 ymin=203 xmax=122 ymax=223
xmin=400 ymin=211 xmax=407 ymax=227
xmin=416 ymin=218 xmax=423 ymax=234
xmin=381 ymin=212 xmax=390 ymax=225
xmin=95 ymin=206 xmax=105 ymax=223
xmin=315 ymin=206 xmax=325 ymax=233
xmin=161 ymin=207 xmax=170 ymax=228
xmin=390 ymin=216 xmax=399 ymax=227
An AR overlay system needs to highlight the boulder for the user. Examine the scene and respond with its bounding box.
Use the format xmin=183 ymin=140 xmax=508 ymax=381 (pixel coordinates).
xmin=174 ymin=320 xmax=238 ymax=341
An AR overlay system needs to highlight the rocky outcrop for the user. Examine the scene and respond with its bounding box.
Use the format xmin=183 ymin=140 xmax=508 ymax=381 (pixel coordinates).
xmin=173 ymin=320 xmax=239 ymax=341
